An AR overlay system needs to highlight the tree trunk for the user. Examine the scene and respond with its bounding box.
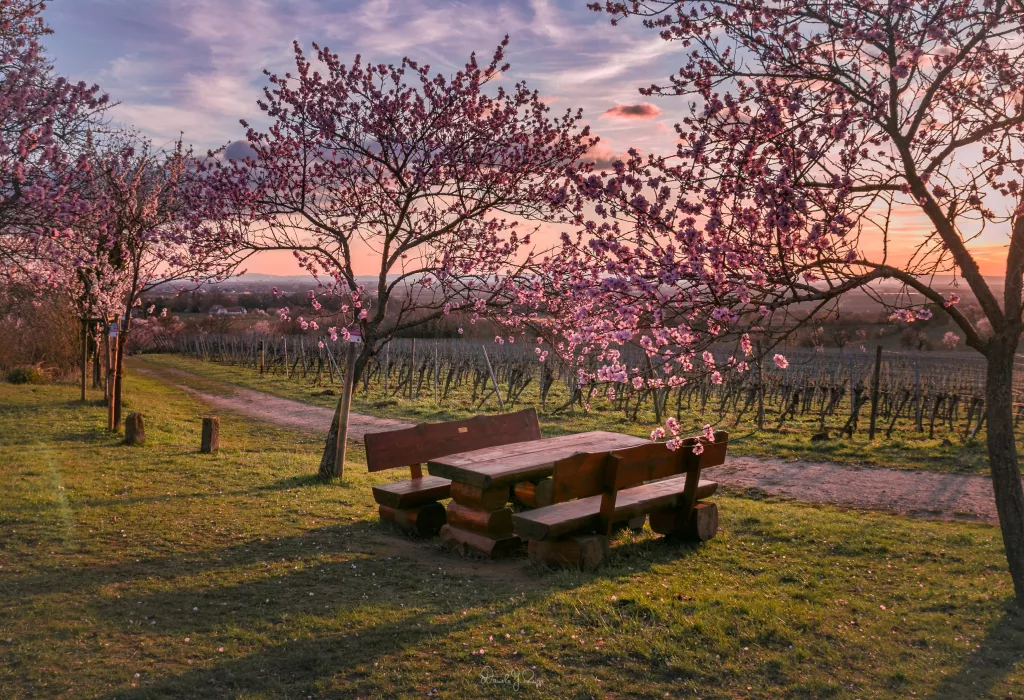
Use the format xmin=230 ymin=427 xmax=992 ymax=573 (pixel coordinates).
xmin=80 ymin=319 xmax=88 ymax=402
xmin=985 ymin=338 xmax=1024 ymax=603
xmin=92 ymin=332 xmax=102 ymax=389
xmin=113 ymin=333 xmax=126 ymax=430
xmin=319 ymin=348 xmax=369 ymax=477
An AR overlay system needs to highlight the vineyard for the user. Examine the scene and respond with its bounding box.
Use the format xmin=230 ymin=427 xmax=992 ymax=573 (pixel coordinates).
xmin=172 ymin=333 xmax=1024 ymax=442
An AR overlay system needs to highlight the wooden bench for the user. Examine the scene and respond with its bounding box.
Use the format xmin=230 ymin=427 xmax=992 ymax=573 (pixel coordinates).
xmin=365 ymin=408 xmax=541 ymax=537
xmin=512 ymin=430 xmax=728 ymax=569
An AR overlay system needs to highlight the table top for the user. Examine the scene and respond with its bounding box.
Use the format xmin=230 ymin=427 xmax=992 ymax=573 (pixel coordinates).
xmin=427 ymin=430 xmax=649 ymax=489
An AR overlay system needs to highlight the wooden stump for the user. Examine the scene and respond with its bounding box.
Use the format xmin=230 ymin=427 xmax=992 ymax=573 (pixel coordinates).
xmin=124 ymin=413 xmax=144 ymax=446
xmin=449 ymin=482 xmax=511 ymax=511
xmin=379 ymin=503 xmax=446 ymax=537
xmin=440 ymin=524 xmax=521 ymax=559
xmin=446 ymin=502 xmax=514 ymax=539
xmin=650 ymin=501 xmax=719 ymax=542
xmin=200 ymin=417 xmax=220 ymax=454
xmin=528 ymin=534 xmax=608 ymax=571
xmin=513 ymin=478 xmax=554 ymax=508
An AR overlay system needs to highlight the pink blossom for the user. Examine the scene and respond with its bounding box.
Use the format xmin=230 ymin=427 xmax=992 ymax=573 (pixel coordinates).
xmin=773 ymin=354 xmax=789 ymax=369
xmin=740 ymin=333 xmax=753 ymax=356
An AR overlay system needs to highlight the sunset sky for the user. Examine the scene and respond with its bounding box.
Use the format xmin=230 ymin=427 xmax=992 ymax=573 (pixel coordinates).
xmin=47 ymin=0 xmax=1008 ymax=277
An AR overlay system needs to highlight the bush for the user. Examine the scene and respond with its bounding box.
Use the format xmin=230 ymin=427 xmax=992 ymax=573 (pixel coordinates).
xmin=0 ymin=283 xmax=81 ymax=375
xmin=6 ymin=365 xmax=50 ymax=385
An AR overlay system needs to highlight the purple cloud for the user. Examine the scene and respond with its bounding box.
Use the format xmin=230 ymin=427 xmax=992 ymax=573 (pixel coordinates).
xmin=602 ymin=103 xmax=662 ymax=119
xmin=223 ymin=140 xmax=257 ymax=161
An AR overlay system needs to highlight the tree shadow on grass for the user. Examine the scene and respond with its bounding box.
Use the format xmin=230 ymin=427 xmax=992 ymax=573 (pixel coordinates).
xmin=4 ymin=504 xmax=713 ymax=698
xmin=83 ymin=529 xmax=708 ymax=699
xmin=102 ymin=605 xmax=512 ymax=700
xmin=928 ymin=605 xmax=1024 ymax=699
xmin=77 ymin=473 xmax=329 ymax=509
xmin=3 ymin=521 xmax=383 ymax=604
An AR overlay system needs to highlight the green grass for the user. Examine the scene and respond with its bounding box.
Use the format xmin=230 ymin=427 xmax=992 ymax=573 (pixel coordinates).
xmin=137 ymin=353 xmax=993 ymax=474
xmin=1 ymin=376 xmax=1023 ymax=697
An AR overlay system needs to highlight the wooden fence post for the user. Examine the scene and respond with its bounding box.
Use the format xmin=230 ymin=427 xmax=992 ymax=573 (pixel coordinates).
xmin=331 ymin=341 xmax=359 ymax=479
xmin=409 ymin=338 xmax=417 ymax=400
xmin=914 ymin=357 xmax=924 ymax=432
xmin=755 ymin=347 xmax=765 ymax=430
xmin=483 ymin=347 xmax=505 ymax=411
xmin=201 ymin=417 xmax=220 ymax=454
xmin=124 ymin=413 xmax=145 ymax=446
xmin=869 ymin=345 xmax=883 ymax=440
xmin=260 ymin=340 xmax=265 ymax=376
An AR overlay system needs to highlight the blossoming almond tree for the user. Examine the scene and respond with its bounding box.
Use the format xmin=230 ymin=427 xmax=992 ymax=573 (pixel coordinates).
xmin=196 ymin=37 xmax=595 ymax=476
xmin=569 ymin=0 xmax=1024 ymax=600
xmin=86 ymin=133 xmax=238 ymax=429
xmin=0 ymin=0 xmax=108 ymax=279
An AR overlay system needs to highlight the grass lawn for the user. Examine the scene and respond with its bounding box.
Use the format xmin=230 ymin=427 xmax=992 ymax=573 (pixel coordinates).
xmin=1 ymin=374 xmax=1022 ymax=698
xmin=138 ymin=353 xmax=993 ymax=474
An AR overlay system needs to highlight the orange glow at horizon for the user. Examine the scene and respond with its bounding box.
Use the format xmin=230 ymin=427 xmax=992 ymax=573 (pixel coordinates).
xmin=239 ymin=205 xmax=1013 ymax=279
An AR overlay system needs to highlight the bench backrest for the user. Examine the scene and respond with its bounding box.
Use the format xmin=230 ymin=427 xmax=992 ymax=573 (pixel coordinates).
xmin=550 ymin=430 xmax=729 ymax=535
xmin=364 ymin=407 xmax=541 ymax=478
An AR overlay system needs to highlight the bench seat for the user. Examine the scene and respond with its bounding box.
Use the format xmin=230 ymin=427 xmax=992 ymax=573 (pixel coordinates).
xmin=513 ymin=476 xmax=718 ymax=541
xmin=372 ymin=476 xmax=452 ymax=509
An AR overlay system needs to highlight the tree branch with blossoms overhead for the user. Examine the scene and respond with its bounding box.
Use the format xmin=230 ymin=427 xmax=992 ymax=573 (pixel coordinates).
xmin=192 ymin=36 xmax=596 ymax=474
xmin=574 ymin=0 xmax=1024 ymax=602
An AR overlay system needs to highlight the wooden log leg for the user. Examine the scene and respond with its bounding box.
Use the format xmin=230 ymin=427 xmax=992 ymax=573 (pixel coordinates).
xmin=379 ymin=503 xmax=447 ymax=537
xmin=449 ymin=482 xmax=511 ymax=511
xmin=440 ymin=525 xmax=522 ymax=559
xmin=446 ymin=502 xmax=514 ymax=539
xmin=528 ymin=534 xmax=608 ymax=571
xmin=443 ymin=484 xmax=521 ymax=558
xmin=512 ymin=478 xmax=554 ymax=509
xmin=650 ymin=502 xmax=719 ymax=542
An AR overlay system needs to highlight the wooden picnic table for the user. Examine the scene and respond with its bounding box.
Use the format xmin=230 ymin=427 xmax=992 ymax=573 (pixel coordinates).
xmin=428 ymin=430 xmax=648 ymax=557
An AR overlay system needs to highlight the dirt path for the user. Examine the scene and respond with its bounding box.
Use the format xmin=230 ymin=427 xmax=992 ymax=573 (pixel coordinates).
xmin=709 ymin=457 xmax=997 ymax=523
xmin=133 ymin=358 xmax=1006 ymax=525
xmin=133 ymin=360 xmax=412 ymax=440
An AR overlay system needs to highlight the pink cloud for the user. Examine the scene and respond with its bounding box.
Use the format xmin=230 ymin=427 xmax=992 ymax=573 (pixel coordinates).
xmin=586 ymin=140 xmax=630 ymax=169
xmin=602 ymin=103 xmax=662 ymax=119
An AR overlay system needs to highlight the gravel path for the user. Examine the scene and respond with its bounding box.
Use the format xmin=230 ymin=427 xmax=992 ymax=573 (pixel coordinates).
xmin=133 ymin=361 xmax=412 ymax=440
xmin=134 ymin=358 xmax=1005 ymax=525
